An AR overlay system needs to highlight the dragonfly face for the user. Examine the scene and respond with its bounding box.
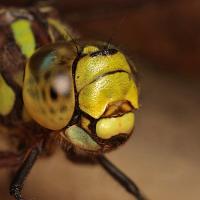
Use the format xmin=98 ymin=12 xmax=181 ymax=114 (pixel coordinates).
xmin=23 ymin=41 xmax=139 ymax=153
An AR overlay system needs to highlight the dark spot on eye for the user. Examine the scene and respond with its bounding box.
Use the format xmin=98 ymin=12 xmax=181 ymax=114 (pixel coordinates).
xmin=28 ymin=77 xmax=35 ymax=85
xmin=28 ymin=88 xmax=40 ymax=99
xmin=63 ymin=92 xmax=71 ymax=98
xmin=41 ymin=89 xmax=46 ymax=101
xmin=50 ymin=87 xmax=58 ymax=100
xmin=60 ymin=106 xmax=67 ymax=112
xmin=49 ymin=107 xmax=55 ymax=113
xmin=77 ymin=75 xmax=80 ymax=79
xmin=41 ymin=108 xmax=46 ymax=114
xmin=44 ymin=71 xmax=51 ymax=80
xmin=58 ymin=59 xmax=66 ymax=65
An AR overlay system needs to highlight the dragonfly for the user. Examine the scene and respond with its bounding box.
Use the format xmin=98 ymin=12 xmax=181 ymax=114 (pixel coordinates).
xmin=0 ymin=1 xmax=147 ymax=200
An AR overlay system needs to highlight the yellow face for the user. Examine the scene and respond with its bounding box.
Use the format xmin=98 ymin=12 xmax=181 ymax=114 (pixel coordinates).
xmin=23 ymin=42 xmax=139 ymax=153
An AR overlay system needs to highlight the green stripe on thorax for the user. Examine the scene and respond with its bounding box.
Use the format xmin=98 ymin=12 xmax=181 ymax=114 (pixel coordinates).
xmin=0 ymin=74 xmax=16 ymax=116
xmin=11 ymin=19 xmax=36 ymax=58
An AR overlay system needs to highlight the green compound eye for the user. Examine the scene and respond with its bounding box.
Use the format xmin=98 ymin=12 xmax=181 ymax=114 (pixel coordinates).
xmin=23 ymin=43 xmax=77 ymax=130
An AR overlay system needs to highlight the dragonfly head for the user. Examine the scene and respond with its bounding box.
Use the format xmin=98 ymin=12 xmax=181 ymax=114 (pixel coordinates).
xmin=23 ymin=41 xmax=139 ymax=153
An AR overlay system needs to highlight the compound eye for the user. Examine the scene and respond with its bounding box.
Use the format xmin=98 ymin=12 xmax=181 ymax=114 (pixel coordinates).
xmin=23 ymin=43 xmax=76 ymax=130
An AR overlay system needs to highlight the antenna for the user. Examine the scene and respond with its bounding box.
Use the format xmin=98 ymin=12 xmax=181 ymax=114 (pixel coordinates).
xmin=48 ymin=18 xmax=80 ymax=54
xmin=106 ymin=15 xmax=127 ymax=49
xmin=63 ymin=28 xmax=79 ymax=55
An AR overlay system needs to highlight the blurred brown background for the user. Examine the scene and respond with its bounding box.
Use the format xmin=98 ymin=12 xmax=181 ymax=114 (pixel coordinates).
xmin=0 ymin=0 xmax=200 ymax=200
